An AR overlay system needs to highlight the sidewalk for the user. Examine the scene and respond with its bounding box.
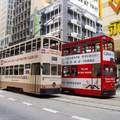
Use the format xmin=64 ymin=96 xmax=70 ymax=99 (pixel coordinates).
xmin=116 ymin=87 xmax=120 ymax=97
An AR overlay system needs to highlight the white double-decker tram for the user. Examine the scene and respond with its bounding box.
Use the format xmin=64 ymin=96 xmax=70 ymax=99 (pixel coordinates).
xmin=0 ymin=36 xmax=62 ymax=94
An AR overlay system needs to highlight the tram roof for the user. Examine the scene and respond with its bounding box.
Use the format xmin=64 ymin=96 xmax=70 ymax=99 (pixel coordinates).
xmin=62 ymin=35 xmax=113 ymax=48
xmin=0 ymin=36 xmax=62 ymax=52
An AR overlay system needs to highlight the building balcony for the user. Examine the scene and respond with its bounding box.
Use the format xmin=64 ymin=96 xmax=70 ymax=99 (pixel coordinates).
xmin=70 ymin=19 xmax=81 ymax=26
xmin=46 ymin=29 xmax=60 ymax=36
xmin=70 ymin=32 xmax=81 ymax=38
xmin=44 ymin=15 xmax=60 ymax=26
xmin=85 ymin=25 xmax=96 ymax=33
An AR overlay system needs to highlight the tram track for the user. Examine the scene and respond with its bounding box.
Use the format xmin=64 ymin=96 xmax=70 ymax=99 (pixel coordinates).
xmin=49 ymin=93 xmax=120 ymax=112
xmin=1 ymin=89 xmax=120 ymax=112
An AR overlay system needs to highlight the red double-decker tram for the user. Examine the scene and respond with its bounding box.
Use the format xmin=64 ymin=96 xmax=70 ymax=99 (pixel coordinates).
xmin=62 ymin=35 xmax=116 ymax=97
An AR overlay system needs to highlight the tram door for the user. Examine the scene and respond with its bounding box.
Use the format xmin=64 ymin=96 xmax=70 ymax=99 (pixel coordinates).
xmin=31 ymin=63 xmax=41 ymax=93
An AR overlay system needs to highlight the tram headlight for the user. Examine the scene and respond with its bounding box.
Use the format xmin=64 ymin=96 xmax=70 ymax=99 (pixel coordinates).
xmin=52 ymin=82 xmax=56 ymax=88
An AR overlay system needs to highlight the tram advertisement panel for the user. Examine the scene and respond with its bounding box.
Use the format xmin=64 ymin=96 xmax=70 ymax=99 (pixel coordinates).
xmin=62 ymin=52 xmax=101 ymax=65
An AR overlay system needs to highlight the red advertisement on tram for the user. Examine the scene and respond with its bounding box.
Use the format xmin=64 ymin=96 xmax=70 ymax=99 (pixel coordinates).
xmin=62 ymin=35 xmax=116 ymax=97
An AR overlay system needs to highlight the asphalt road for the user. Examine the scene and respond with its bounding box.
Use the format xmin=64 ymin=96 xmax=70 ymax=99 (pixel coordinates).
xmin=0 ymin=90 xmax=120 ymax=120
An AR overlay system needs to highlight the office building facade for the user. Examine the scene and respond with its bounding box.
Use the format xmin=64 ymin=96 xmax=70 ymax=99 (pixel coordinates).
xmin=0 ymin=0 xmax=15 ymax=48
xmin=0 ymin=0 xmax=14 ymax=37
xmin=102 ymin=0 xmax=120 ymax=80
xmin=30 ymin=0 xmax=102 ymax=42
xmin=12 ymin=0 xmax=31 ymax=44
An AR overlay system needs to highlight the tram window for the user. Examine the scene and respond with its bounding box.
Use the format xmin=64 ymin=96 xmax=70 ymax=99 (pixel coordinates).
xmin=86 ymin=45 xmax=92 ymax=53
xmin=0 ymin=51 xmax=2 ymax=59
xmin=63 ymin=66 xmax=70 ymax=77
xmin=32 ymin=40 xmax=37 ymax=51
xmin=25 ymin=64 xmax=31 ymax=69
xmin=95 ymin=43 xmax=100 ymax=52
xmin=10 ymin=66 xmax=13 ymax=75
xmin=63 ymin=48 xmax=70 ymax=56
xmin=108 ymin=42 xmax=113 ymax=51
xmin=19 ymin=65 xmax=24 ymax=75
xmin=92 ymin=41 xmax=100 ymax=52
xmin=43 ymin=38 xmax=49 ymax=48
xmin=14 ymin=65 xmax=18 ymax=75
xmin=50 ymin=40 xmax=58 ymax=50
xmin=42 ymin=63 xmax=50 ymax=75
xmin=51 ymin=64 xmax=57 ymax=75
xmin=71 ymin=66 xmax=77 ymax=77
xmin=3 ymin=50 xmax=5 ymax=58
xmin=103 ymin=65 xmax=115 ymax=76
xmin=103 ymin=65 xmax=109 ymax=76
xmin=6 ymin=67 xmax=9 ymax=75
xmin=103 ymin=41 xmax=107 ymax=50
xmin=25 ymin=64 xmax=31 ymax=74
xmin=1 ymin=51 xmax=3 ymax=58
xmin=92 ymin=64 xmax=101 ymax=76
xmin=15 ymin=46 xmax=19 ymax=55
xmin=31 ymin=63 xmax=40 ymax=75
xmin=2 ymin=67 xmax=5 ymax=75
xmin=58 ymin=65 xmax=61 ymax=75
xmin=20 ymin=44 xmax=25 ymax=54
xmin=76 ymin=46 xmax=81 ymax=54
xmin=59 ymin=43 xmax=62 ymax=51
xmin=26 ymin=41 xmax=31 ymax=53
xmin=110 ymin=67 xmax=114 ymax=76
xmin=37 ymin=38 xmax=41 ymax=50
xmin=11 ymin=47 xmax=14 ymax=56
xmin=6 ymin=49 xmax=10 ymax=57
xmin=82 ymin=43 xmax=92 ymax=53
xmin=71 ymin=46 xmax=77 ymax=54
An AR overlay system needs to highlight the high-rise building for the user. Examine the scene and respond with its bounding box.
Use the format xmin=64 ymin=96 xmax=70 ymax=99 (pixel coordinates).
xmin=31 ymin=0 xmax=57 ymax=14
xmin=30 ymin=0 xmax=102 ymax=42
xmin=0 ymin=0 xmax=15 ymax=48
xmin=0 ymin=0 xmax=14 ymax=37
xmin=12 ymin=0 xmax=31 ymax=44
xmin=69 ymin=0 xmax=99 ymax=17
xmin=11 ymin=0 xmax=56 ymax=45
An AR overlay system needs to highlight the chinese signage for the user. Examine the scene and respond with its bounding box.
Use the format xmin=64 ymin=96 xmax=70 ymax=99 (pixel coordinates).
xmin=108 ymin=20 xmax=120 ymax=36
xmin=103 ymin=50 xmax=115 ymax=61
xmin=0 ymin=54 xmax=38 ymax=65
xmin=108 ymin=0 xmax=120 ymax=14
xmin=34 ymin=15 xmax=40 ymax=37
xmin=62 ymin=78 xmax=101 ymax=90
xmin=62 ymin=52 xmax=101 ymax=65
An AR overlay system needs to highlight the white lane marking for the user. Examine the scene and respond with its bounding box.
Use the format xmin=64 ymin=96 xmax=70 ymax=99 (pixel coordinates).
xmin=0 ymin=95 xmax=4 ymax=98
xmin=22 ymin=102 xmax=32 ymax=106
xmin=57 ymin=98 xmax=71 ymax=102
xmin=42 ymin=108 xmax=58 ymax=113
xmin=72 ymin=116 xmax=91 ymax=120
xmin=0 ymin=91 xmax=4 ymax=93
xmin=8 ymin=98 xmax=16 ymax=101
